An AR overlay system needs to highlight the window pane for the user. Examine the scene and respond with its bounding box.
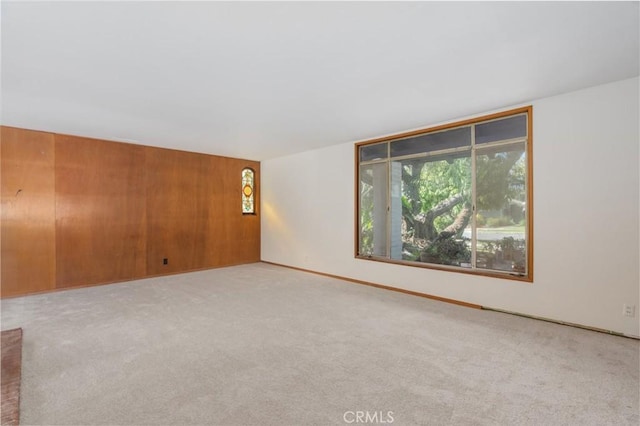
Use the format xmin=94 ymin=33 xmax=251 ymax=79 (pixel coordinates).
xmin=359 ymin=163 xmax=388 ymax=256
xmin=242 ymin=168 xmax=255 ymax=213
xmin=356 ymin=108 xmax=531 ymax=279
xmin=475 ymin=115 xmax=527 ymax=145
xmin=390 ymin=154 xmax=472 ymax=266
xmin=390 ymin=126 xmax=471 ymax=157
xmin=474 ymin=142 xmax=526 ymax=273
xmin=360 ymin=142 xmax=388 ymax=162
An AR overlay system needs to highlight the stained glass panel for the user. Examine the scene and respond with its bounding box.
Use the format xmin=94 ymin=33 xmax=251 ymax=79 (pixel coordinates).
xmin=242 ymin=168 xmax=255 ymax=214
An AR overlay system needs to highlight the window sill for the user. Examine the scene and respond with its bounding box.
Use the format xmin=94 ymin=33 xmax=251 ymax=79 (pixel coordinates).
xmin=355 ymin=255 xmax=533 ymax=283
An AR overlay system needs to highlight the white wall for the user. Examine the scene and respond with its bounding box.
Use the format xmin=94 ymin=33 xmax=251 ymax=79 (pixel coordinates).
xmin=262 ymin=77 xmax=640 ymax=337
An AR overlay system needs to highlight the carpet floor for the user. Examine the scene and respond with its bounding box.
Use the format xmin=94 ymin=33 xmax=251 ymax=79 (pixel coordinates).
xmin=1 ymin=328 xmax=23 ymax=426
xmin=1 ymin=263 xmax=638 ymax=425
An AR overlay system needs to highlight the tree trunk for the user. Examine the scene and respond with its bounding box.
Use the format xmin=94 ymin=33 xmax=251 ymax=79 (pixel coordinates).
xmin=426 ymin=194 xmax=465 ymax=223
xmin=441 ymin=203 xmax=472 ymax=238
xmin=403 ymin=193 xmax=466 ymax=241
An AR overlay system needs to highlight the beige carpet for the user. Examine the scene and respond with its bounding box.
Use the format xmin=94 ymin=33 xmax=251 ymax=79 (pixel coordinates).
xmin=1 ymin=328 xmax=23 ymax=426
xmin=1 ymin=263 xmax=638 ymax=425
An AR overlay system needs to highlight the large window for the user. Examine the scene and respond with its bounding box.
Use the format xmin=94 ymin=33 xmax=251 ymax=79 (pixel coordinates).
xmin=356 ymin=107 xmax=532 ymax=281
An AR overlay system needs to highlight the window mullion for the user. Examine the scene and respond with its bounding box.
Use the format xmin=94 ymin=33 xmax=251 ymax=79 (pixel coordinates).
xmin=386 ymin=143 xmax=391 ymax=259
xmin=385 ymin=142 xmax=391 ymax=259
xmin=471 ymin=125 xmax=477 ymax=269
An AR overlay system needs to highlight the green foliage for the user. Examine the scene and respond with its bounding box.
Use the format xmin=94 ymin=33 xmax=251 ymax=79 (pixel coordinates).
xmin=477 ymin=237 xmax=526 ymax=271
xmin=422 ymin=238 xmax=471 ymax=266
xmin=508 ymin=155 xmax=526 ymax=199
xmin=498 ymin=236 xmax=517 ymax=251
xmin=479 ymin=240 xmax=496 ymax=252
xmin=418 ymin=157 xmax=471 ymax=214
xmin=476 ymin=150 xmax=525 ymax=210
xmin=476 ymin=213 xmax=486 ymax=227
xmin=359 ymin=144 xmax=526 ymax=259
xmin=400 ymin=156 xmax=471 ymax=241
xmin=359 ymin=179 xmax=374 ymax=255
xmin=486 ymin=217 xmax=513 ymax=228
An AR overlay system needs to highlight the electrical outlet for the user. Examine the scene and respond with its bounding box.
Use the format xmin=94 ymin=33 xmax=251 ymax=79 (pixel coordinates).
xmin=622 ymin=304 xmax=635 ymax=317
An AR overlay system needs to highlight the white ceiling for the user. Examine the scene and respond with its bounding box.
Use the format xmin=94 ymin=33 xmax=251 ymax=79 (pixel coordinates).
xmin=1 ymin=1 xmax=638 ymax=161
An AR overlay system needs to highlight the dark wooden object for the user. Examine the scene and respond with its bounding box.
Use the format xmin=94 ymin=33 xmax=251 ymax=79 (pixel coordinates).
xmin=1 ymin=328 xmax=23 ymax=426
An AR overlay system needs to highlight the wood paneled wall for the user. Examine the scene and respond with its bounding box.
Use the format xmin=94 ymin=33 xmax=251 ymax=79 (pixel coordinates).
xmin=1 ymin=128 xmax=56 ymax=296
xmin=55 ymin=135 xmax=148 ymax=288
xmin=0 ymin=126 xmax=260 ymax=297
xmin=146 ymin=148 xmax=210 ymax=275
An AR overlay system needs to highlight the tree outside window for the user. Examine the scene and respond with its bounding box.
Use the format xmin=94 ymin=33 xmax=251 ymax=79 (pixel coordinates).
xmin=357 ymin=108 xmax=531 ymax=280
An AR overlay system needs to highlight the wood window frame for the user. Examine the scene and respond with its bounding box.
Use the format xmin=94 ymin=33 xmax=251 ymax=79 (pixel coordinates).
xmin=354 ymin=106 xmax=533 ymax=282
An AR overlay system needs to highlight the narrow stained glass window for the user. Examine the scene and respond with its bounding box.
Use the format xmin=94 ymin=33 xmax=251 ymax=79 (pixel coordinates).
xmin=242 ymin=168 xmax=255 ymax=214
